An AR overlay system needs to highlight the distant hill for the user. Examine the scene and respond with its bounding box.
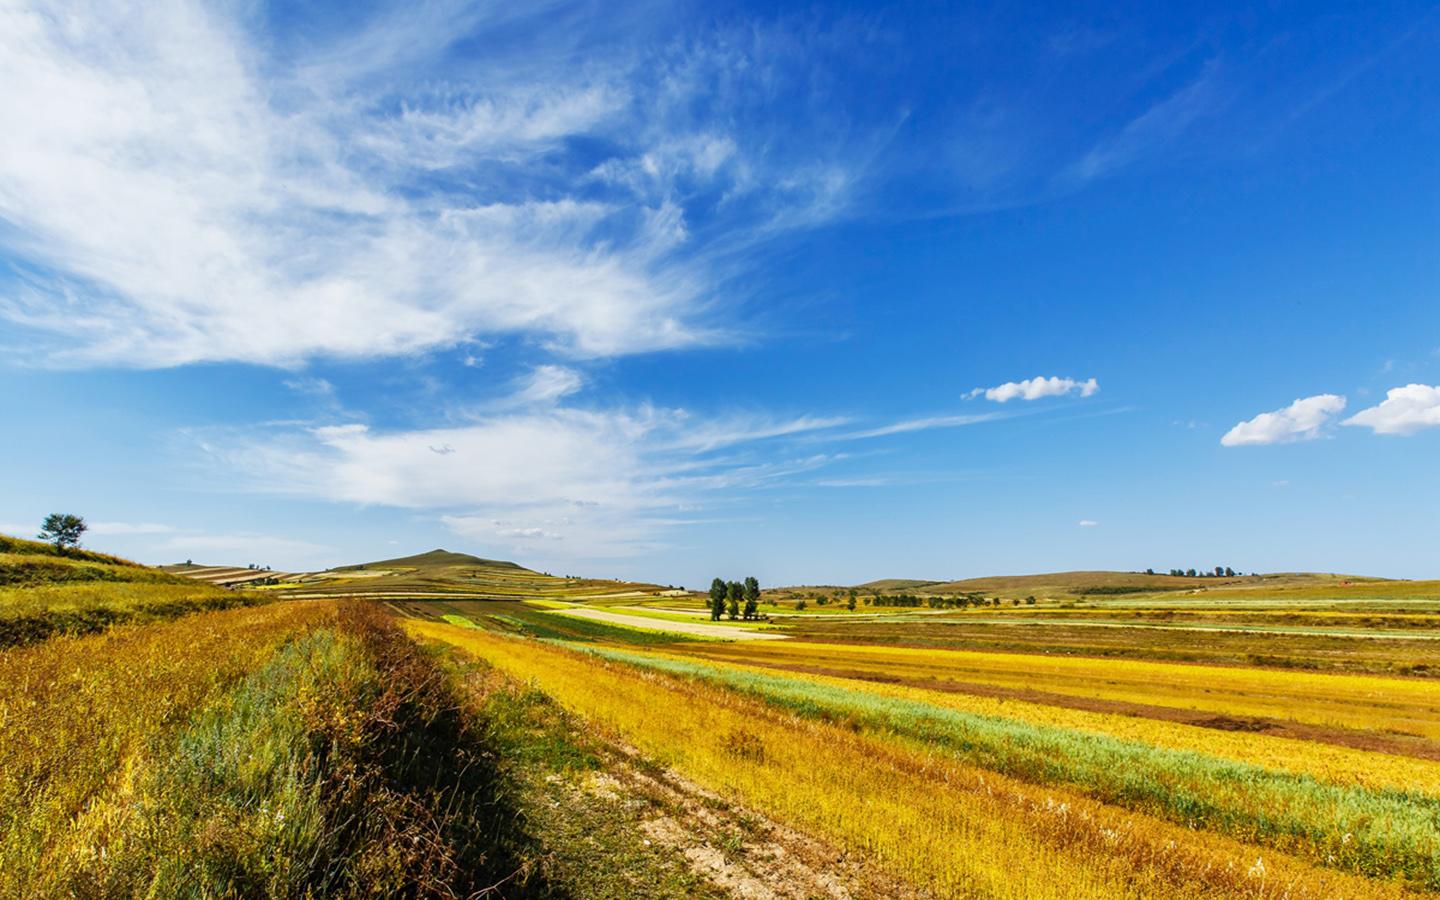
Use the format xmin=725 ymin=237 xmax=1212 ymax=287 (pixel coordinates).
xmin=267 ymin=547 xmax=677 ymax=605
xmin=828 ymin=570 xmax=1390 ymax=599
xmin=347 ymin=548 xmax=525 ymax=571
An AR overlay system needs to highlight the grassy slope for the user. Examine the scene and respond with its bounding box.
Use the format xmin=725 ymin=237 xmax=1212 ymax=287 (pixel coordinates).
xmin=0 ymin=532 xmax=259 ymax=647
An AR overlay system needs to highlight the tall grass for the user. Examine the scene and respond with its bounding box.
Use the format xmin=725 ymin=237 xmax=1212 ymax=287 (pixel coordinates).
xmin=3 ymin=601 xmax=552 ymax=897
xmin=412 ymin=620 xmax=1400 ymax=899
xmin=589 ymin=645 xmax=1440 ymax=887
xmin=0 ymin=580 xmax=261 ymax=647
xmin=0 ymin=602 xmax=333 ymax=892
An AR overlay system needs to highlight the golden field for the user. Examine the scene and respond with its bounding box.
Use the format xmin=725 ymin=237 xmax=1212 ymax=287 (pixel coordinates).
xmin=409 ymin=618 xmax=1438 ymax=897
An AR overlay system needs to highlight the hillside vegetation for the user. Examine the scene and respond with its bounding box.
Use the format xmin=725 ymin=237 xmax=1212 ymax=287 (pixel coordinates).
xmin=0 ymin=532 xmax=261 ymax=647
xmin=264 ymin=547 xmax=680 ymax=604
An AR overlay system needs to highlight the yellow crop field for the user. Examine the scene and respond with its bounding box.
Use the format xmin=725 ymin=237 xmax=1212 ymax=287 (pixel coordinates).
xmin=594 ymin=642 xmax=1440 ymax=796
xmin=410 ymin=619 xmax=1419 ymax=898
xmin=680 ymin=639 xmax=1440 ymax=740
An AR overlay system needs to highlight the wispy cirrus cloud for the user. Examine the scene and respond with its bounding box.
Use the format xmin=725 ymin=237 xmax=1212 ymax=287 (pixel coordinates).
xmin=0 ymin=1 xmax=878 ymax=369
xmin=195 ymin=395 xmax=851 ymax=559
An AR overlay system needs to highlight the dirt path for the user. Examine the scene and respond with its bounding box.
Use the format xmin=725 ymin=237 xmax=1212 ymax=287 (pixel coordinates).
xmin=548 ymin=607 xmax=790 ymax=640
xmin=598 ymin=745 xmax=928 ymax=899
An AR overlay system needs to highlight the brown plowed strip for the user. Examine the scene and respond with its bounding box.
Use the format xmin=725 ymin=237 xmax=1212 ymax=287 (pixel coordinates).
xmin=742 ymin=660 xmax=1440 ymax=762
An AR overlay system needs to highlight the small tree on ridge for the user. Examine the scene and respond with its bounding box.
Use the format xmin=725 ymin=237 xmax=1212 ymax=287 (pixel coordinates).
xmin=39 ymin=513 xmax=87 ymax=554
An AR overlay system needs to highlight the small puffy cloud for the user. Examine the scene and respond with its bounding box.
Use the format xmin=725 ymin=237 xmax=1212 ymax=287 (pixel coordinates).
xmin=968 ymin=376 xmax=1099 ymax=403
xmin=1077 ymin=519 xmax=1099 ymax=528
xmin=1220 ymin=394 xmax=1346 ymax=447
xmin=1342 ymin=384 xmax=1440 ymax=436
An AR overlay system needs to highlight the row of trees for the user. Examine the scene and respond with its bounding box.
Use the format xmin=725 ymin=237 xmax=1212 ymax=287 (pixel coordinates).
xmin=1145 ymin=566 xmax=1240 ymax=578
xmin=709 ymin=576 xmax=762 ymax=620
xmin=873 ymin=592 xmax=1036 ymax=609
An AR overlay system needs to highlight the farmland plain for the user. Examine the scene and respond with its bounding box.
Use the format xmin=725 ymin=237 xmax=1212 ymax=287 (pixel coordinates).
xmin=5 ymin=535 xmax=1440 ymax=897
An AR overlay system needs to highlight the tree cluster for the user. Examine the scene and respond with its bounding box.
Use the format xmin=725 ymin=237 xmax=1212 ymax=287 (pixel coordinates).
xmin=1148 ymin=566 xmax=1237 ymax=578
xmin=709 ymin=576 xmax=762 ymax=621
xmin=870 ymin=592 xmax=1013 ymax=609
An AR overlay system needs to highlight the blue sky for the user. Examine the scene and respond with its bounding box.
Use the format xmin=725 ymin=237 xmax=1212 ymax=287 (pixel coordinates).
xmin=1 ymin=1 xmax=1437 ymax=585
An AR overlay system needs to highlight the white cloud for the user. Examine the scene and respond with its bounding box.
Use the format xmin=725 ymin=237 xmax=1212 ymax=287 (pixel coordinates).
xmin=197 ymin=398 xmax=846 ymax=560
xmin=1342 ymin=384 xmax=1440 ymax=436
xmin=282 ymin=377 xmax=335 ymax=398
xmin=1220 ymin=394 xmax=1346 ymax=447
xmin=511 ymin=365 xmax=584 ymax=407
xmin=968 ymin=376 xmax=1099 ymax=403
xmin=88 ymin=521 xmax=175 ymax=536
xmin=1077 ymin=519 xmax=1099 ymax=528
xmin=0 ymin=2 xmax=867 ymax=369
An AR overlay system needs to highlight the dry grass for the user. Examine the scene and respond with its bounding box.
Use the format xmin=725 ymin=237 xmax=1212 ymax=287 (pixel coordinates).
xmin=411 ymin=620 xmax=1409 ymax=899
xmin=0 ymin=601 xmax=334 ymax=892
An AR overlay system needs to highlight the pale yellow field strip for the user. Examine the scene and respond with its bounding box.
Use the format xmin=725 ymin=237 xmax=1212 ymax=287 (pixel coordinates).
xmin=546 ymin=607 xmax=790 ymax=640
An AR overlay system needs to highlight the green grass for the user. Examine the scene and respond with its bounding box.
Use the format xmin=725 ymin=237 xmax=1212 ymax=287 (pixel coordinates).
xmin=587 ymin=645 xmax=1440 ymax=889
xmin=0 ymin=545 xmax=264 ymax=648
xmin=0 ymin=532 xmax=142 ymax=567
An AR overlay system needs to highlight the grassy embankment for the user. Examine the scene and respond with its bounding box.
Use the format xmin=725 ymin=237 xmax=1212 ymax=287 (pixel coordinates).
xmin=0 ymin=533 xmax=260 ymax=647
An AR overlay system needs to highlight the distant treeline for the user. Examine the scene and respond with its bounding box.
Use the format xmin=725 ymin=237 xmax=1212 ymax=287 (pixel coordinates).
xmin=1144 ymin=566 xmax=1243 ymax=578
xmin=871 ymin=592 xmax=1035 ymax=608
xmin=1074 ymin=585 xmax=1191 ymax=596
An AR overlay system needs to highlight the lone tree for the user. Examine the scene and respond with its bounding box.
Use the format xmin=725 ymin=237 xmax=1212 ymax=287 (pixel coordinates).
xmin=743 ymin=576 xmax=760 ymax=619
xmin=39 ymin=514 xmax=86 ymax=553
xmin=726 ymin=581 xmax=743 ymax=620
xmin=709 ymin=577 xmax=727 ymax=622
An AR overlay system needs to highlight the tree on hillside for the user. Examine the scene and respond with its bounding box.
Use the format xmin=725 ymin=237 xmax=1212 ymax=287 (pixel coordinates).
xmin=1186 ymin=568 xmax=1197 ymax=577
xmin=38 ymin=513 xmax=86 ymax=553
xmin=709 ymin=578 xmax=727 ymax=622
xmin=1145 ymin=568 xmax=1155 ymax=575
xmin=743 ymin=576 xmax=760 ymax=619
xmin=726 ymin=581 xmax=743 ymax=620
xmin=846 ymin=594 xmax=856 ymax=611
xmin=1224 ymin=566 xmax=1235 ymax=577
